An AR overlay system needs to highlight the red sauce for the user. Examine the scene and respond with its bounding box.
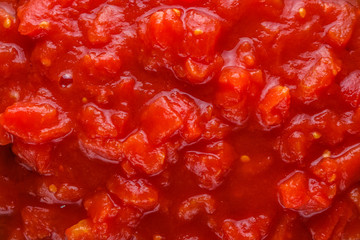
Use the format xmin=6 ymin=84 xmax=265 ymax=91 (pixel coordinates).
xmin=1 ymin=0 xmax=360 ymax=239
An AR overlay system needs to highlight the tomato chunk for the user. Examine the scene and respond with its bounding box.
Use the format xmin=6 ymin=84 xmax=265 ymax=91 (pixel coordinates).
xmin=311 ymin=143 xmax=360 ymax=191
xmin=178 ymin=194 xmax=216 ymax=221
xmin=84 ymin=192 xmax=119 ymax=223
xmin=80 ymin=105 xmax=118 ymax=139
xmin=185 ymin=141 xmax=235 ymax=189
xmin=278 ymin=171 xmax=336 ymax=216
xmin=309 ymin=201 xmax=355 ymax=240
xmin=146 ymin=8 xmax=184 ymax=50
xmin=296 ymin=46 xmax=341 ymax=103
xmin=1 ymin=102 xmax=71 ymax=143
xmin=87 ymin=5 xmax=125 ymax=45
xmin=107 ymin=175 xmax=159 ymax=210
xmin=222 ymin=215 xmax=270 ymax=240
xmin=122 ymin=130 xmax=166 ymax=175
xmin=65 ymin=219 xmax=95 ymax=240
xmin=215 ymin=67 xmax=251 ymax=125
xmin=258 ymin=85 xmax=291 ymax=128
xmin=141 ymin=96 xmax=183 ymax=144
xmin=12 ymin=140 xmax=52 ymax=174
xmin=183 ymin=10 xmax=222 ymax=61
xmin=22 ymin=206 xmax=56 ymax=240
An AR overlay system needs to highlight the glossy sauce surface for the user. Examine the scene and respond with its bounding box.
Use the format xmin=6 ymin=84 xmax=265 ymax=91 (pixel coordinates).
xmin=1 ymin=0 xmax=360 ymax=239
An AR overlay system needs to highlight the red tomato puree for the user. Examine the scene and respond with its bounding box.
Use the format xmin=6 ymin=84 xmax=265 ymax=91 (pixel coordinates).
xmin=1 ymin=0 xmax=360 ymax=239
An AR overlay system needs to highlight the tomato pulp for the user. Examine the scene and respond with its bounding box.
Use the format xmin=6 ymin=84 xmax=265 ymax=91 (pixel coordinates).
xmin=1 ymin=0 xmax=360 ymax=239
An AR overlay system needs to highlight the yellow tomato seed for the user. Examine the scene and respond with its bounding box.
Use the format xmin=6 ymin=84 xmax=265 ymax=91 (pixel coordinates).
xmin=299 ymin=8 xmax=306 ymax=18
xmin=240 ymin=155 xmax=251 ymax=162
xmin=173 ymin=8 xmax=181 ymax=17
xmin=39 ymin=21 xmax=50 ymax=30
xmin=312 ymin=131 xmax=322 ymax=139
xmin=329 ymin=174 xmax=336 ymax=183
xmin=49 ymin=184 xmax=58 ymax=193
xmin=322 ymin=150 xmax=331 ymax=158
xmin=41 ymin=58 xmax=52 ymax=67
xmin=194 ymin=29 xmax=203 ymax=35
xmin=3 ymin=18 xmax=11 ymax=29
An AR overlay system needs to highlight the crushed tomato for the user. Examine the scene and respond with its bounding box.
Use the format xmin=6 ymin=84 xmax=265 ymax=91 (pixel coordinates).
xmin=1 ymin=0 xmax=360 ymax=239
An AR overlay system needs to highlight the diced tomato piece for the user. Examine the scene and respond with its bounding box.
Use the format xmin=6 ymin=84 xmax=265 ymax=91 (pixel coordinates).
xmin=167 ymin=91 xmax=202 ymax=142
xmin=36 ymin=180 xmax=84 ymax=204
xmin=178 ymin=194 xmax=216 ymax=221
xmin=182 ymin=55 xmax=224 ymax=84
xmin=17 ymin=0 xmax=79 ymax=38
xmin=279 ymin=171 xmax=310 ymax=210
xmin=66 ymin=218 xmax=133 ymax=240
xmin=296 ymin=46 xmax=341 ymax=103
xmin=31 ymin=40 xmax=60 ymax=71
xmin=222 ymin=215 xmax=270 ymax=240
xmin=82 ymin=51 xmax=122 ymax=77
xmin=17 ymin=0 xmax=53 ymax=37
xmin=311 ymin=143 xmax=360 ymax=191
xmin=203 ymin=117 xmax=231 ymax=140
xmin=0 ymin=176 xmax=16 ymax=215
xmin=258 ymin=85 xmax=291 ymax=128
xmin=107 ymin=175 xmax=159 ymax=210
xmin=324 ymin=1 xmax=356 ymax=47
xmin=146 ymin=8 xmax=184 ymax=50
xmin=215 ymin=67 xmax=251 ymax=125
xmin=278 ymin=171 xmax=336 ymax=216
xmin=87 ymin=5 xmax=125 ymax=45
xmin=21 ymin=206 xmax=56 ymax=240
xmin=111 ymin=111 xmax=129 ymax=138
xmin=141 ymin=96 xmax=182 ymax=144
xmin=277 ymin=131 xmax=311 ymax=164
xmin=183 ymin=10 xmax=222 ymax=61
xmin=80 ymin=105 xmax=118 ymax=139
xmin=0 ymin=43 xmax=27 ymax=80
xmin=79 ymin=136 xmax=123 ymax=161
xmin=0 ymin=102 xmax=71 ymax=143
xmin=236 ymin=38 xmax=257 ymax=67
xmin=340 ymin=70 xmax=360 ymax=108
xmin=84 ymin=192 xmax=119 ymax=223
xmin=311 ymin=110 xmax=344 ymax=145
xmin=115 ymin=205 xmax=142 ymax=227
xmin=12 ymin=140 xmax=52 ymax=174
xmin=185 ymin=141 xmax=235 ymax=189
xmin=54 ymin=183 xmax=84 ymax=202
xmin=277 ymin=110 xmax=345 ymax=164
xmin=309 ymin=200 xmax=355 ymax=240
xmin=122 ymin=130 xmax=166 ymax=175
xmin=65 ymin=219 xmax=95 ymax=240
xmin=217 ymin=67 xmax=250 ymax=93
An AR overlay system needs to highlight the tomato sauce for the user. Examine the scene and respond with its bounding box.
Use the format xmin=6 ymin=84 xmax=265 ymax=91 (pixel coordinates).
xmin=1 ymin=0 xmax=360 ymax=239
